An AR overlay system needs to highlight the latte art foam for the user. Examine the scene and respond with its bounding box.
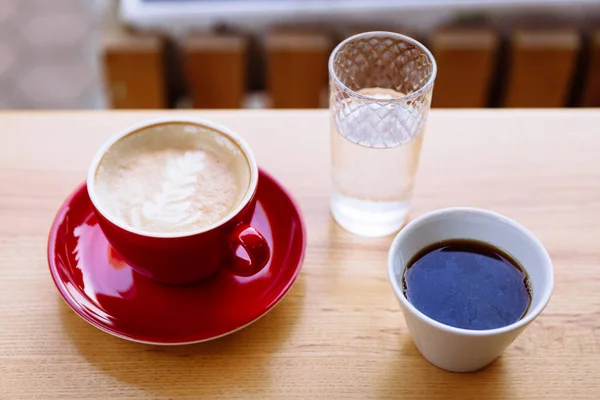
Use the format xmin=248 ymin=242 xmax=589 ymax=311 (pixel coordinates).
xmin=93 ymin=123 xmax=250 ymax=234
xmin=138 ymin=150 xmax=208 ymax=228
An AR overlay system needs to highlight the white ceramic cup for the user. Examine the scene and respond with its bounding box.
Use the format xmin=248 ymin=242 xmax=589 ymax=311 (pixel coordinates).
xmin=387 ymin=207 xmax=554 ymax=372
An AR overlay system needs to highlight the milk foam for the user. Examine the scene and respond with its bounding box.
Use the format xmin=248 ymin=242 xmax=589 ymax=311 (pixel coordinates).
xmin=136 ymin=150 xmax=207 ymax=229
xmin=94 ymin=123 xmax=250 ymax=234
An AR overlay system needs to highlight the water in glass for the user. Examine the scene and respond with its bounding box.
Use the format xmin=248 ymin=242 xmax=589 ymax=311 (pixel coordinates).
xmin=329 ymin=32 xmax=436 ymax=237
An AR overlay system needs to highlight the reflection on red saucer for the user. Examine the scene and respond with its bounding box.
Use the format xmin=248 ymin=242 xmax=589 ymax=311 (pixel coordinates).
xmin=48 ymin=169 xmax=306 ymax=344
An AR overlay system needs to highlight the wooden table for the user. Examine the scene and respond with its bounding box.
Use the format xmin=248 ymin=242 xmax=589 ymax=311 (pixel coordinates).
xmin=1 ymin=110 xmax=599 ymax=399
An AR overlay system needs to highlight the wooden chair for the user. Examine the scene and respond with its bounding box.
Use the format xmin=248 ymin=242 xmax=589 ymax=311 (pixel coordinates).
xmin=101 ymin=29 xmax=167 ymax=109
xmin=430 ymin=28 xmax=499 ymax=108
xmin=266 ymin=31 xmax=331 ymax=108
xmin=503 ymin=29 xmax=580 ymax=107
xmin=581 ymin=29 xmax=600 ymax=107
xmin=181 ymin=33 xmax=247 ymax=109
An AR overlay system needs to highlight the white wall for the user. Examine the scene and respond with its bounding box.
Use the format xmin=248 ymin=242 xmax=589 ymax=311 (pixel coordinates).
xmin=0 ymin=0 xmax=106 ymax=109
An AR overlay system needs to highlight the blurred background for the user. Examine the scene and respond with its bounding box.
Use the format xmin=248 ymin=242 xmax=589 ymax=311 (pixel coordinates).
xmin=1 ymin=0 xmax=600 ymax=110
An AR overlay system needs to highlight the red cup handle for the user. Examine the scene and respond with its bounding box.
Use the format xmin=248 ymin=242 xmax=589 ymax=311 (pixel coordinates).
xmin=227 ymin=224 xmax=270 ymax=277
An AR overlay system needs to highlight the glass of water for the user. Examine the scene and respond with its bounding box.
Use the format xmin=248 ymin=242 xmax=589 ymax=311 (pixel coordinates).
xmin=329 ymin=31 xmax=437 ymax=237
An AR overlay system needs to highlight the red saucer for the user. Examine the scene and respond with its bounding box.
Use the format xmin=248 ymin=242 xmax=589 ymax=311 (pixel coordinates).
xmin=48 ymin=169 xmax=306 ymax=345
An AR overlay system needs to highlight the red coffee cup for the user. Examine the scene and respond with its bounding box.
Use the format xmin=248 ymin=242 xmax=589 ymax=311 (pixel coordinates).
xmin=86 ymin=117 xmax=270 ymax=285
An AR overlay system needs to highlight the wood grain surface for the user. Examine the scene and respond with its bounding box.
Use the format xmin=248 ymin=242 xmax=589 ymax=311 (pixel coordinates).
xmin=0 ymin=110 xmax=599 ymax=399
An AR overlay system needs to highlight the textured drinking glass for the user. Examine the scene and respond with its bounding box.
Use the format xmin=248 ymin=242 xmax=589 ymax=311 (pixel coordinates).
xmin=329 ymin=31 xmax=437 ymax=237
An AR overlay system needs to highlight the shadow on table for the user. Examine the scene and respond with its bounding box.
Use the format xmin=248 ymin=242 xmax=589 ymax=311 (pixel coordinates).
xmin=60 ymin=275 xmax=306 ymax=399
xmin=378 ymin=335 xmax=513 ymax=399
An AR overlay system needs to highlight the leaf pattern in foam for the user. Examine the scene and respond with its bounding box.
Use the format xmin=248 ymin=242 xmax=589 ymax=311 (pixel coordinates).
xmin=135 ymin=150 xmax=207 ymax=229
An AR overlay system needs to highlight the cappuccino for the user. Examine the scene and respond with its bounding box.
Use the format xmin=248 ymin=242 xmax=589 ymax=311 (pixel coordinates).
xmin=93 ymin=122 xmax=251 ymax=234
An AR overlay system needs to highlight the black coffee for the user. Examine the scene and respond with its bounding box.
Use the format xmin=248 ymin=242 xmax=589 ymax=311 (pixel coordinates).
xmin=403 ymin=239 xmax=531 ymax=330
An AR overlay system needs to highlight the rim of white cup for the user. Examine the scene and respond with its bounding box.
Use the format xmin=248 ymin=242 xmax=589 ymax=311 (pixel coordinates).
xmin=86 ymin=116 xmax=259 ymax=239
xmin=387 ymin=207 xmax=554 ymax=336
